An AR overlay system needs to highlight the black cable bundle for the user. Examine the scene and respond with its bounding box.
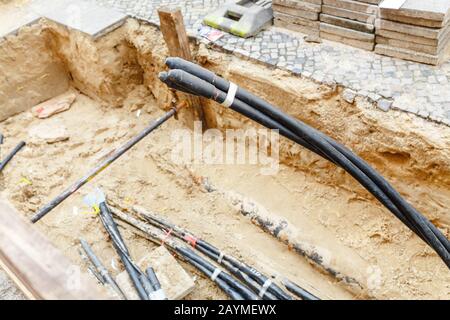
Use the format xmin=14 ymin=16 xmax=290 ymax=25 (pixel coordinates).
xmin=134 ymin=206 xmax=298 ymax=300
xmin=127 ymin=204 xmax=300 ymax=300
xmin=159 ymin=57 xmax=450 ymax=268
xmin=109 ymin=206 xmax=260 ymax=300
xmin=99 ymin=202 xmax=149 ymax=300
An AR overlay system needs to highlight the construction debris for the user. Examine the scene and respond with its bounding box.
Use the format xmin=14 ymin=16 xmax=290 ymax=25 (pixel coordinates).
xmin=28 ymin=120 xmax=69 ymax=144
xmin=31 ymin=91 xmax=76 ymax=119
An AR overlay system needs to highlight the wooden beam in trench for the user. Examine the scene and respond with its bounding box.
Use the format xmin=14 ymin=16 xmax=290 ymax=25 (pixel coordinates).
xmin=0 ymin=199 xmax=108 ymax=300
xmin=158 ymin=6 xmax=217 ymax=129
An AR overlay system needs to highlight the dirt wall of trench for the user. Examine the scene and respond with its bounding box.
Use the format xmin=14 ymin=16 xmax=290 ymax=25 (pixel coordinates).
xmin=0 ymin=24 xmax=69 ymax=121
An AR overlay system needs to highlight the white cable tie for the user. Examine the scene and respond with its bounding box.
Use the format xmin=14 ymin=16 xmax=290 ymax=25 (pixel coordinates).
xmin=211 ymin=268 xmax=222 ymax=281
xmin=222 ymin=82 xmax=238 ymax=108
xmin=259 ymin=279 xmax=272 ymax=298
xmin=217 ymin=252 xmax=225 ymax=264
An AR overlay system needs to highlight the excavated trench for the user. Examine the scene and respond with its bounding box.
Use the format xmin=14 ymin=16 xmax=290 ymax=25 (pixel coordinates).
xmin=0 ymin=18 xmax=449 ymax=300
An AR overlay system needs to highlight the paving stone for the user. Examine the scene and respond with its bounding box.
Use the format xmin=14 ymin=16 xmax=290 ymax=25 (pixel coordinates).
xmin=274 ymin=11 xmax=320 ymax=28
xmin=322 ymin=0 xmax=379 ymax=14
xmin=320 ymin=13 xmax=375 ymax=33
xmin=321 ymin=31 xmax=375 ymax=50
xmin=377 ymin=18 xmax=449 ymax=40
xmin=272 ymin=4 xmax=319 ymax=21
xmin=377 ymin=98 xmax=393 ymax=111
xmin=375 ymin=44 xmax=441 ymax=65
xmin=322 ymin=5 xmax=376 ymax=24
xmin=380 ymin=0 xmax=450 ymax=24
xmin=376 ymin=36 xmax=441 ymax=55
xmin=275 ymin=19 xmax=320 ymax=37
xmin=0 ymin=268 xmax=25 ymax=300
xmin=320 ymin=23 xmax=375 ymax=42
xmin=342 ymin=88 xmax=357 ymax=103
xmin=30 ymin=0 xmax=128 ymax=38
xmin=380 ymin=11 xmax=447 ymax=29
xmin=272 ymin=0 xmax=321 ymax=13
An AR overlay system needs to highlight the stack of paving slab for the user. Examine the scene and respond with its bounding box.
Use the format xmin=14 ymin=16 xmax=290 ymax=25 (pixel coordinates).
xmin=375 ymin=0 xmax=450 ymax=65
xmin=319 ymin=0 xmax=381 ymax=51
xmin=272 ymin=0 xmax=322 ymax=37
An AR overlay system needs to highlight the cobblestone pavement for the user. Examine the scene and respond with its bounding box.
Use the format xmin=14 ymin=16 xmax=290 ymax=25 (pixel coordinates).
xmin=95 ymin=0 xmax=450 ymax=126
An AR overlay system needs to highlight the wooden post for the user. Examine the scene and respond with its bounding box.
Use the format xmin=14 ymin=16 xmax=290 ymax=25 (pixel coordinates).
xmin=0 ymin=200 xmax=109 ymax=300
xmin=158 ymin=7 xmax=217 ymax=129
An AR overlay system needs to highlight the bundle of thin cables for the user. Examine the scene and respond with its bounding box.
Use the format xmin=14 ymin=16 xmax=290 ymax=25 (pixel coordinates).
xmin=159 ymin=57 xmax=450 ymax=268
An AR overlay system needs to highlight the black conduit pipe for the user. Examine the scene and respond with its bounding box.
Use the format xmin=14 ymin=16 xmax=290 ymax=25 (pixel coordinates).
xmin=0 ymin=141 xmax=26 ymax=173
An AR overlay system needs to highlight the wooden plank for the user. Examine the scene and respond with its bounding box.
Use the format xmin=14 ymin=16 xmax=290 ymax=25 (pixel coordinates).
xmin=158 ymin=7 xmax=216 ymax=130
xmin=0 ymin=199 xmax=108 ymax=300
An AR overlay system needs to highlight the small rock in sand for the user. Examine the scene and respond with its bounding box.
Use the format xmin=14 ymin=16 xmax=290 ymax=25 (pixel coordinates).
xmin=31 ymin=91 xmax=76 ymax=119
xmin=28 ymin=120 xmax=69 ymax=144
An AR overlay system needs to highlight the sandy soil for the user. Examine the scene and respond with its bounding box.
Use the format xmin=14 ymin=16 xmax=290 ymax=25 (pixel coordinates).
xmin=0 ymin=8 xmax=448 ymax=300
xmin=0 ymin=90 xmax=448 ymax=300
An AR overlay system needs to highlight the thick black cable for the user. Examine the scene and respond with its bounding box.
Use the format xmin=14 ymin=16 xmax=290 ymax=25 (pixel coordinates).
xmin=109 ymin=206 xmax=259 ymax=300
xmin=160 ymin=70 xmax=423 ymax=238
xmin=182 ymin=255 xmax=245 ymax=300
xmin=159 ymin=68 xmax=450 ymax=267
xmin=164 ymin=58 xmax=450 ymax=253
xmin=99 ymin=203 xmax=149 ymax=300
xmin=137 ymin=209 xmax=292 ymax=300
xmin=177 ymin=247 xmax=260 ymax=300
xmin=165 ymin=58 xmax=447 ymax=249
